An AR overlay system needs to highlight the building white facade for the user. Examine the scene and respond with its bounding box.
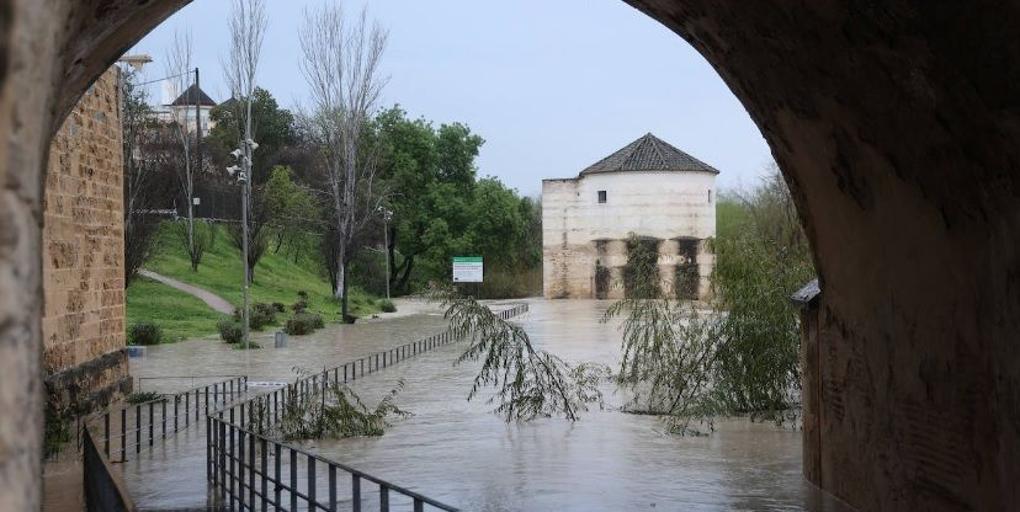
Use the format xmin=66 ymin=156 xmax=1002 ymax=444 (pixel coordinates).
xmin=162 ymin=83 xmax=217 ymax=135
xmin=542 ymin=133 xmax=718 ymax=300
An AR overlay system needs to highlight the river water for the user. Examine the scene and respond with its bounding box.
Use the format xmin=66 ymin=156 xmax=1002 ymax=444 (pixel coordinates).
xmin=129 ymin=299 xmax=850 ymax=511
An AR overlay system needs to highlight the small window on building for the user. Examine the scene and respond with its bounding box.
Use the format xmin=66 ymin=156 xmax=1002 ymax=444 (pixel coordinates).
xmin=598 ymin=190 xmax=607 ymax=204
xmin=708 ymin=189 xmax=713 ymax=204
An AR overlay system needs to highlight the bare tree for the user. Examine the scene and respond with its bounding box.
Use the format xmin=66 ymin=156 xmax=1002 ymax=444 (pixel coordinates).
xmin=121 ymin=66 xmax=167 ymax=284
xmin=300 ymin=3 xmax=388 ymax=321
xmin=165 ymin=30 xmax=212 ymax=271
xmin=223 ymin=0 xmax=268 ymax=347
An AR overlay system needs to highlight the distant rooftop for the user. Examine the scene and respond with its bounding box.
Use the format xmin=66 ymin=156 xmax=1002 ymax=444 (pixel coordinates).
xmin=579 ymin=133 xmax=719 ymax=176
xmin=169 ymin=84 xmax=217 ymax=107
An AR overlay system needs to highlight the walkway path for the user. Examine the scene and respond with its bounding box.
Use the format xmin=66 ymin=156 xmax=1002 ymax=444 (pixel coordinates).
xmin=138 ymin=269 xmax=235 ymax=315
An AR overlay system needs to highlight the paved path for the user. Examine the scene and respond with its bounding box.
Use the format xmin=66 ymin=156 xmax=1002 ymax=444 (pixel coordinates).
xmin=138 ymin=269 xmax=235 ymax=315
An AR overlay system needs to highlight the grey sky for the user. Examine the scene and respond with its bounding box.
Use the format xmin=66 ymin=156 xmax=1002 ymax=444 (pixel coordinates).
xmin=131 ymin=0 xmax=772 ymax=196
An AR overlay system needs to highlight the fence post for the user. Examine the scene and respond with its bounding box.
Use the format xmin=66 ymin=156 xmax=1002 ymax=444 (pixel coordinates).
xmin=161 ymin=400 xmax=167 ymax=438
xmin=352 ymin=474 xmax=361 ymax=512
xmin=274 ymin=443 xmax=282 ymax=508
xmin=103 ymin=413 xmax=110 ymax=457
xmin=329 ymin=464 xmax=337 ymax=512
xmin=121 ymin=408 xmax=127 ymax=461
xmin=174 ymin=396 xmax=179 ymax=432
xmin=249 ymin=431 xmax=256 ymax=506
xmin=148 ymin=403 xmax=154 ymax=446
xmin=135 ymin=405 xmax=141 ymax=454
xmin=231 ymin=419 xmax=238 ymax=510
xmin=261 ymin=438 xmax=269 ymax=512
xmin=290 ymin=448 xmax=298 ymax=511
xmin=207 ymin=415 xmax=213 ymax=485
xmin=380 ymin=485 xmax=390 ymax=512
xmin=308 ymin=456 xmax=316 ymax=507
xmin=219 ymin=418 xmax=227 ymax=502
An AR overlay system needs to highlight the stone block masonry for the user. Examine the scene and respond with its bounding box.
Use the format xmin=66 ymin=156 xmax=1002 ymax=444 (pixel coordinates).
xmin=42 ymin=66 xmax=131 ymax=413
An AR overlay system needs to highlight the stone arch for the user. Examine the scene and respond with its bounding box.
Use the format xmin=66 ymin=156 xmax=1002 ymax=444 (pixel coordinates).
xmin=2 ymin=1 xmax=1019 ymax=510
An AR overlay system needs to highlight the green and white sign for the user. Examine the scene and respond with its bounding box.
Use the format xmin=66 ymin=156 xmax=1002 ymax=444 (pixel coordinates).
xmin=452 ymin=256 xmax=484 ymax=283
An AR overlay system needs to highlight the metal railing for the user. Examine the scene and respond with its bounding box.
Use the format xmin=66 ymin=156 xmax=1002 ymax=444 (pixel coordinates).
xmin=83 ymin=428 xmax=136 ymax=512
xmin=89 ymin=376 xmax=248 ymax=462
xmin=207 ymin=302 xmax=530 ymax=512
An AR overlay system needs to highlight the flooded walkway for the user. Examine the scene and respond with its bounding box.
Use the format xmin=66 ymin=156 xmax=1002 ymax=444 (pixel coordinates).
xmin=123 ymin=299 xmax=849 ymax=511
xmin=124 ymin=301 xmax=453 ymax=510
xmin=301 ymin=300 xmax=852 ymax=512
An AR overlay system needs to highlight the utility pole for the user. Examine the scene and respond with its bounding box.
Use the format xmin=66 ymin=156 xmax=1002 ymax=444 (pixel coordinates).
xmin=194 ymin=67 xmax=202 ymax=174
xmin=382 ymin=208 xmax=392 ymax=300
xmin=241 ymin=90 xmax=257 ymax=351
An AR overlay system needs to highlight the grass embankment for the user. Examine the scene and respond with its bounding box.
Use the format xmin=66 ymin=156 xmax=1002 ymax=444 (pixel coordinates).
xmin=126 ymin=277 xmax=227 ymax=342
xmin=127 ymin=223 xmax=381 ymax=342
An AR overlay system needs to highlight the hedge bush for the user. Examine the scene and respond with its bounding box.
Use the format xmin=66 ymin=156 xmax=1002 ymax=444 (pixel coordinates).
xmin=291 ymin=291 xmax=309 ymax=313
xmin=378 ymin=299 xmax=397 ymax=313
xmin=252 ymin=302 xmax=277 ymax=330
xmin=218 ymin=319 xmax=243 ymax=344
xmin=231 ymin=302 xmax=277 ymax=331
xmin=285 ymin=312 xmax=324 ymax=336
xmin=128 ymin=322 xmax=162 ymax=346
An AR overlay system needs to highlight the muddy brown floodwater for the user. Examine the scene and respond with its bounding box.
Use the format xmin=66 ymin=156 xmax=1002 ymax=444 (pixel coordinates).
xmin=129 ymin=299 xmax=851 ymax=511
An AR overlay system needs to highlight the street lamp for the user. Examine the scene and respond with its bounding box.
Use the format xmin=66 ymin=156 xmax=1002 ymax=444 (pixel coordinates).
xmin=229 ymin=137 xmax=256 ymax=349
xmin=378 ymin=207 xmax=393 ymax=300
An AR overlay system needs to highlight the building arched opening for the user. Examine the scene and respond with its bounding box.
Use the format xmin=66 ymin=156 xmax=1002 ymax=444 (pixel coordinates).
xmin=1 ymin=1 xmax=1018 ymax=511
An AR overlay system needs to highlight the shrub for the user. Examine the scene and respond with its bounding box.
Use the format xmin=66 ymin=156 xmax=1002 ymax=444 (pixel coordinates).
xmin=126 ymin=391 xmax=162 ymax=404
xmin=231 ymin=303 xmax=277 ymax=331
xmin=251 ymin=302 xmax=277 ymax=330
xmin=272 ymin=302 xmax=286 ymax=313
xmin=378 ymin=299 xmax=397 ymax=313
xmin=285 ymin=313 xmax=324 ymax=335
xmin=218 ymin=319 xmax=244 ymax=344
xmin=292 ymin=291 xmax=309 ymax=313
xmin=128 ymin=322 xmax=162 ymax=346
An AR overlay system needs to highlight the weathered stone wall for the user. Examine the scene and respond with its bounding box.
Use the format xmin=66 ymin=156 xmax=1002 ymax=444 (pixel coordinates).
xmin=542 ymin=170 xmax=715 ymax=299
xmin=42 ymin=66 xmax=130 ymax=411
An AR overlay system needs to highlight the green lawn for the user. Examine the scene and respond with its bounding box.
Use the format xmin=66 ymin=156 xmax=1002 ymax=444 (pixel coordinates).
xmin=126 ymin=277 xmax=228 ymax=342
xmin=127 ymin=222 xmax=382 ymax=342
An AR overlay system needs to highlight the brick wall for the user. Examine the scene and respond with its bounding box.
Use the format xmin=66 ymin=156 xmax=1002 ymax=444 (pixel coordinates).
xmin=42 ymin=66 xmax=130 ymax=410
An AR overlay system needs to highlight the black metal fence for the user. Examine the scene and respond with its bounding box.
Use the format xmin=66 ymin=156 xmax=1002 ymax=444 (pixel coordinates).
xmin=81 ymin=375 xmax=248 ymax=512
xmin=87 ymin=376 xmax=248 ymax=463
xmin=83 ymin=428 xmax=136 ymax=512
xmin=207 ymin=303 xmax=530 ymax=512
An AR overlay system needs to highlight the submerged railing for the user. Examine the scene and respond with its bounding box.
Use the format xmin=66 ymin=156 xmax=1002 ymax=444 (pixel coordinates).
xmin=207 ymin=302 xmax=530 ymax=512
xmin=89 ymin=376 xmax=248 ymax=462
xmin=80 ymin=375 xmax=248 ymax=512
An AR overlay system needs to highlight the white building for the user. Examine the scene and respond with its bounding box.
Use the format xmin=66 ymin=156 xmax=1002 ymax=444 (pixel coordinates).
xmin=163 ymin=83 xmax=217 ymax=135
xmin=542 ymin=133 xmax=718 ymax=300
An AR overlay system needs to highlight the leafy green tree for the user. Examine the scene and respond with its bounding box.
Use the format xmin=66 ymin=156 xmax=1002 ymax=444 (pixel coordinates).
xmin=374 ymin=107 xmax=483 ymax=291
xmin=207 ymin=87 xmax=295 ymax=184
xmin=605 ymin=164 xmax=814 ymax=433
xmin=263 ymin=166 xmax=321 ymax=261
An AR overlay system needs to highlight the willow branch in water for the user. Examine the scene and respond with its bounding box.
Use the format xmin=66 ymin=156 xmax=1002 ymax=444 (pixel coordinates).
xmin=603 ymin=298 xmax=728 ymax=435
xmin=427 ymin=286 xmax=609 ymax=422
xmin=251 ymin=368 xmax=412 ymax=441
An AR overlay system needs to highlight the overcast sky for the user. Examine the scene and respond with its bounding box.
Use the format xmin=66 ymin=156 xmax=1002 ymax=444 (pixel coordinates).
xmin=130 ymin=0 xmax=773 ymax=196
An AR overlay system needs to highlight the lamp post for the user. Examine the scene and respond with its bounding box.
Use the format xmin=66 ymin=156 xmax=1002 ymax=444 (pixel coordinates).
xmin=228 ymin=137 xmax=258 ymax=350
xmin=379 ymin=207 xmax=393 ymax=300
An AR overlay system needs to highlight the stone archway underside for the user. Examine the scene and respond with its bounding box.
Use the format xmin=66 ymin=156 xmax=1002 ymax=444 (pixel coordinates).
xmin=2 ymin=1 xmax=1018 ymax=510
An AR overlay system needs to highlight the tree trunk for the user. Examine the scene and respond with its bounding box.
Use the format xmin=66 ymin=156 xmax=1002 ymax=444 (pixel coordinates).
xmin=387 ymin=226 xmax=398 ymax=284
xmin=396 ymin=254 xmax=415 ymax=292
xmin=187 ymin=197 xmax=195 ymax=271
xmin=341 ymin=263 xmax=351 ymax=323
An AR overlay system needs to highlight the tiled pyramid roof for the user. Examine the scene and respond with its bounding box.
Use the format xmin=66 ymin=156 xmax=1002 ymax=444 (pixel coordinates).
xmin=580 ymin=133 xmax=719 ymax=176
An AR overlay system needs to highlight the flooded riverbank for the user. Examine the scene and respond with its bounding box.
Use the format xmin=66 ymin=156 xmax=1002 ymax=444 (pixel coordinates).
xmin=127 ymin=298 xmax=849 ymax=511
xmin=299 ymin=300 xmax=850 ymax=511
